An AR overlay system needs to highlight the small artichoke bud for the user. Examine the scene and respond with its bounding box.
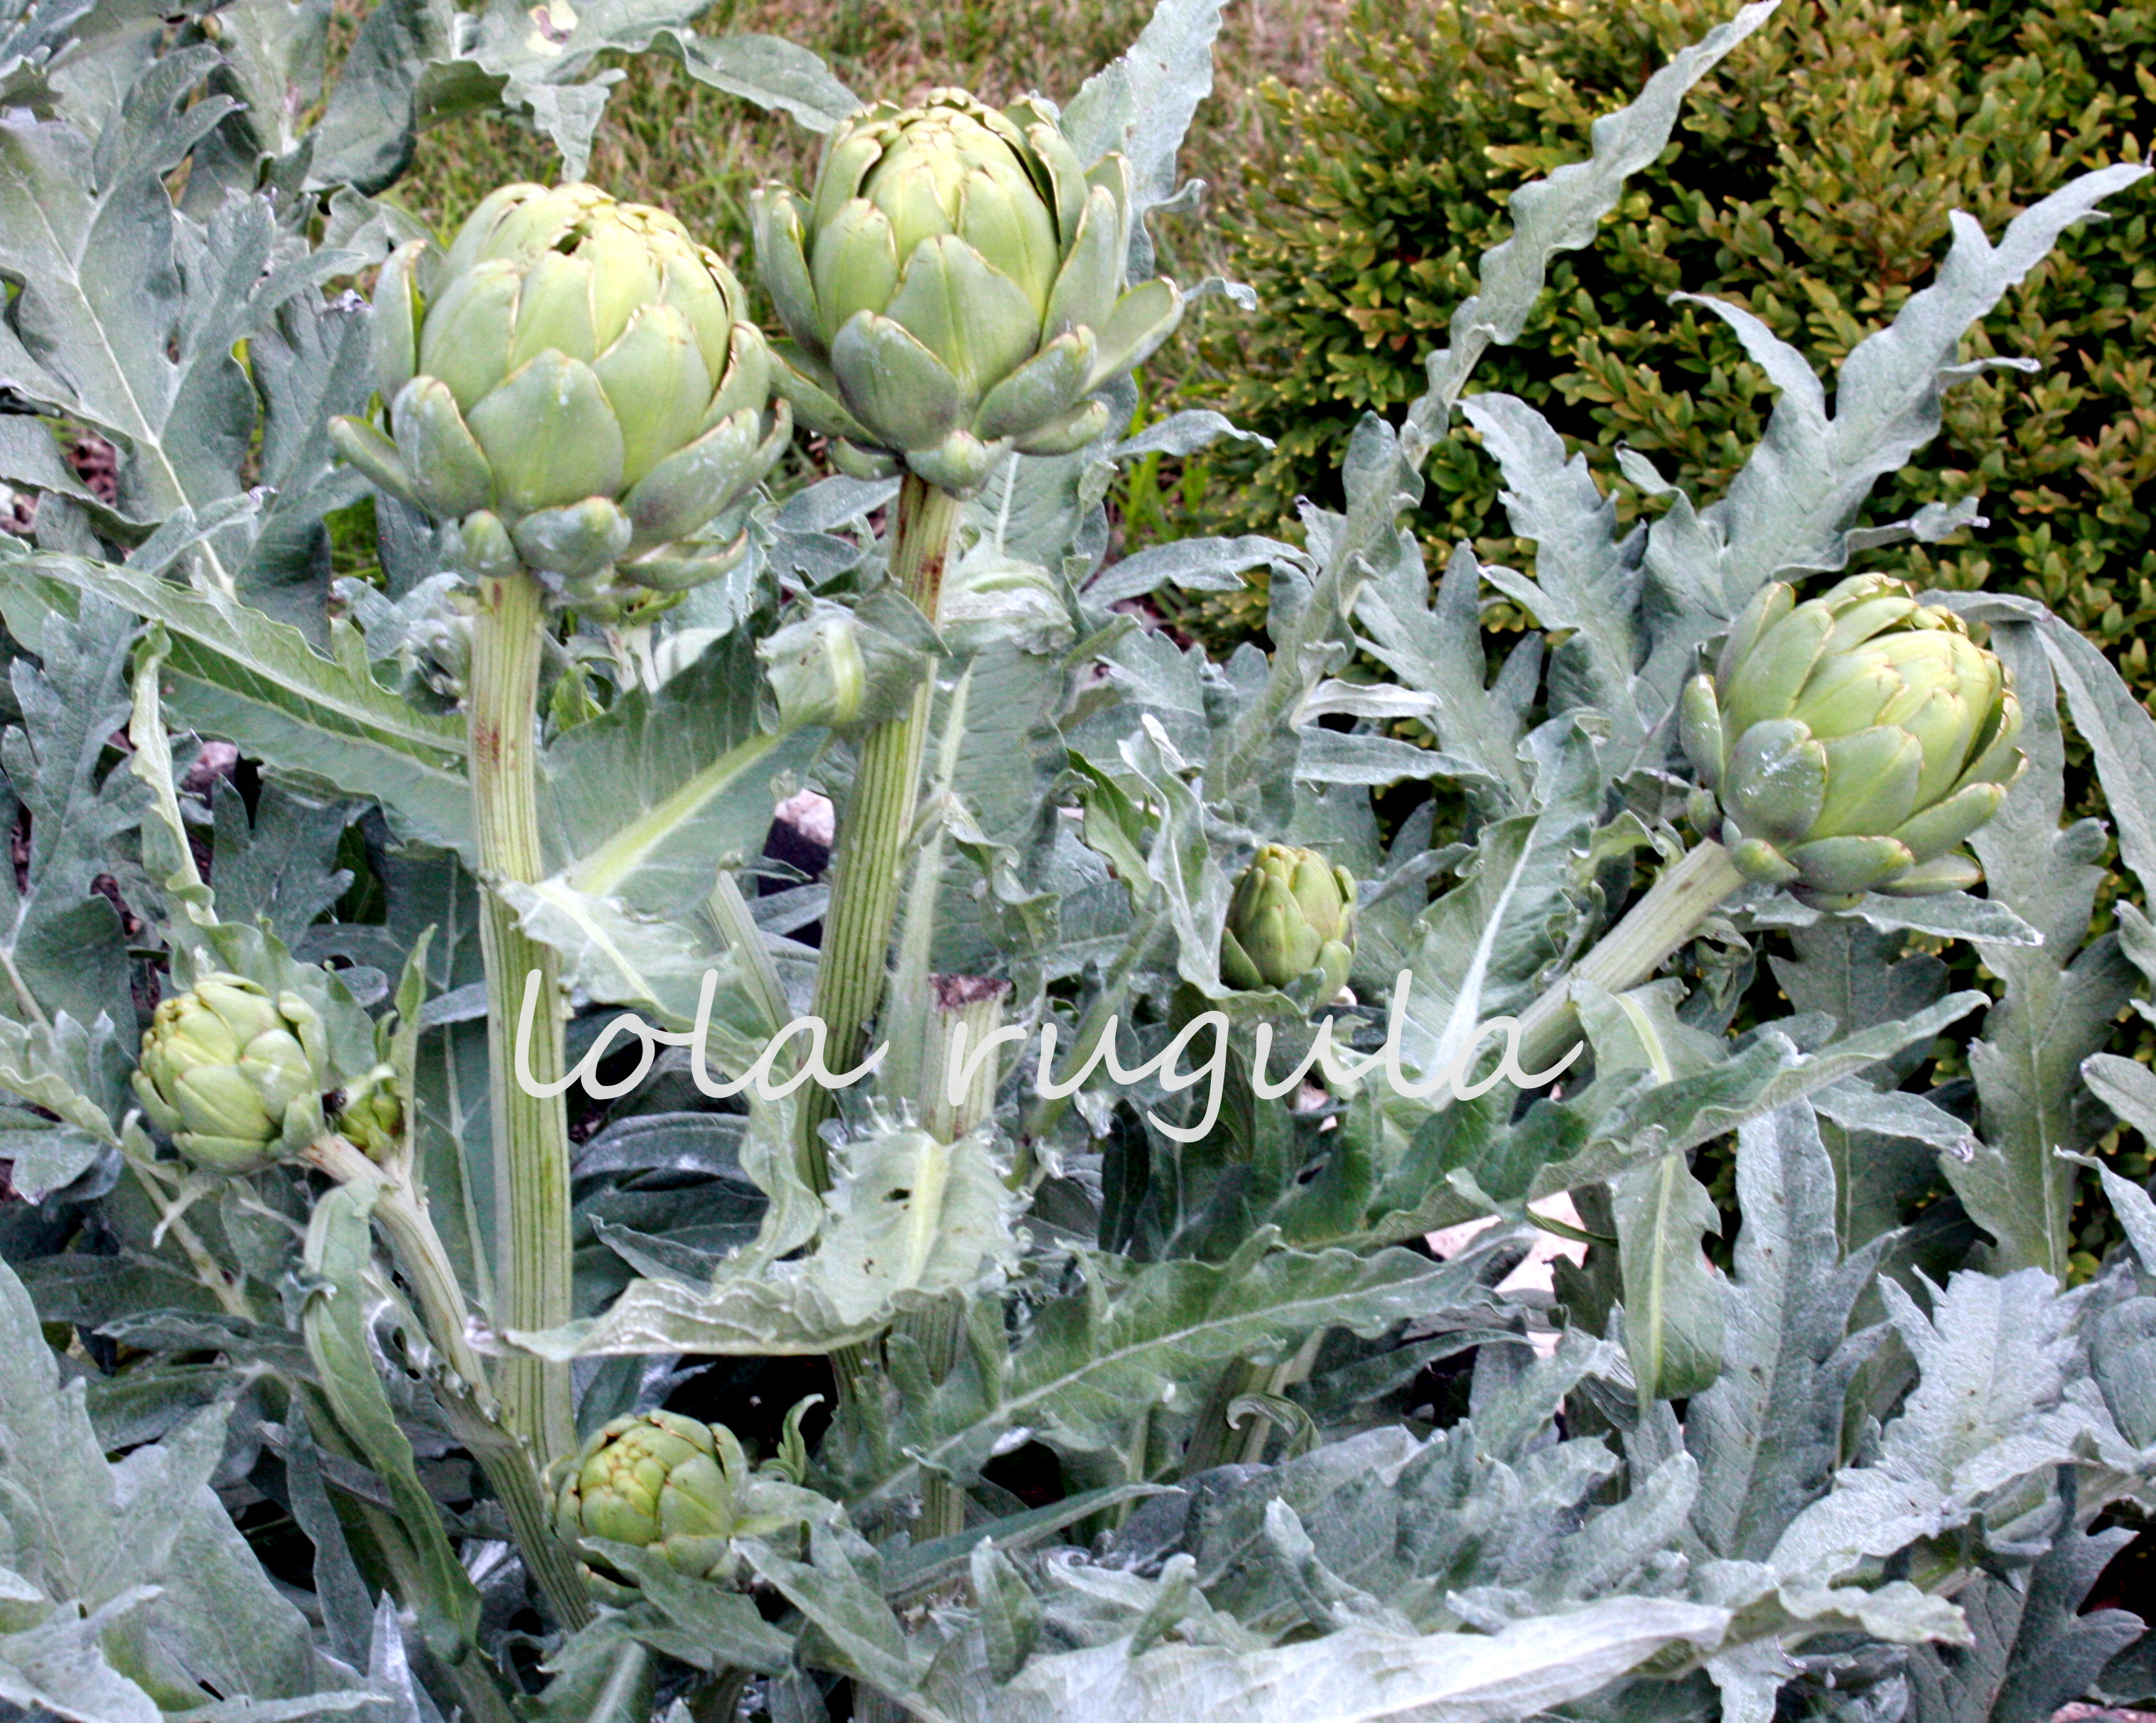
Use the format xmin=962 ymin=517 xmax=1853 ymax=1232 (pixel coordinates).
xmin=1682 ymin=574 xmax=2026 ymax=910
xmin=759 ymin=593 xmax=937 ymax=732
xmin=554 ymin=1411 xmax=831 ymax=1592
xmin=134 ymin=975 xmax=325 ymax=1175
xmin=752 ymin=90 xmax=1182 ymax=498
xmin=333 ymin=1080 xmax=403 ymax=1162
xmin=330 ymin=186 xmax=789 ymax=615
xmin=1221 ymin=844 xmax=1358 ymax=997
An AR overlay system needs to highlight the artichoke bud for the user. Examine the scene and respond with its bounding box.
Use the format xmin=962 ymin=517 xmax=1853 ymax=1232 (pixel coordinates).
xmin=760 ymin=593 xmax=935 ymax=732
xmin=333 ymin=1074 xmax=404 ymax=1163
xmin=1683 ymin=575 xmax=2026 ymax=909
xmin=554 ymin=1411 xmax=831 ymax=1592
xmin=134 ymin=975 xmax=329 ymax=1176
xmin=331 ymin=183 xmax=785 ymax=614
xmin=1220 ymin=844 xmax=1357 ymax=998
xmin=753 ymin=90 xmax=1184 ymax=498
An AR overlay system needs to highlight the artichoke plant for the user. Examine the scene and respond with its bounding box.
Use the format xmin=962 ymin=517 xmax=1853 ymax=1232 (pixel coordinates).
xmin=330 ymin=183 xmax=789 ymax=613
xmin=1221 ymin=845 xmax=1359 ymax=997
xmin=1680 ymin=574 xmax=2026 ymax=909
xmin=134 ymin=975 xmax=326 ymax=1176
xmin=751 ymin=89 xmax=1182 ymax=497
xmin=554 ymin=1411 xmax=828 ymax=1591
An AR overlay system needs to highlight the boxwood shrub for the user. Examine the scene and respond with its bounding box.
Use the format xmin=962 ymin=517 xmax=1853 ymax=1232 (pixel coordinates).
xmin=1169 ymin=0 xmax=2153 ymax=693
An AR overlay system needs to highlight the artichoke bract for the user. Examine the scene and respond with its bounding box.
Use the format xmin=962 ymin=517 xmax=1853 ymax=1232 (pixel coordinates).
xmin=751 ymin=89 xmax=1182 ymax=497
xmin=1680 ymin=574 xmax=2026 ymax=910
xmin=554 ymin=1411 xmax=828 ymax=1590
xmin=1221 ymin=845 xmax=1358 ymax=997
xmin=134 ymin=975 xmax=325 ymax=1176
xmin=330 ymin=183 xmax=789 ymax=613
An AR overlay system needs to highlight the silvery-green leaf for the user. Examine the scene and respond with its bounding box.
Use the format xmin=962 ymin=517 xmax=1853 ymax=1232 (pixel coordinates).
xmin=1946 ymin=623 xmax=2137 ymax=1276
xmin=1060 ymin=0 xmax=1227 ymax=279
xmin=1109 ymin=411 xmax=1268 ymax=461
xmin=0 ymin=60 xmax=329 ymax=591
xmin=516 ymin=1124 xmax=1022 ymax=1358
xmin=877 ymin=1233 xmax=1506 ymax=1501
xmin=914 ymin=1594 xmax=1729 ymax=1723
xmin=1459 ymin=394 xmax=1652 ymax=766
xmin=1083 ymin=535 xmax=1300 ymax=608
xmin=543 ymin=635 xmax=818 ymax=913
xmin=1767 ymin=918 xmax=1958 ymax=1247
xmin=1524 ymin=990 xmax=1988 ymax=1204
xmin=2065 ymin=1080 xmax=2156 ymax=1275
xmin=1385 ymin=723 xmax=1600 ymax=1098
xmin=1686 ymin=163 xmax=2147 ymax=609
xmin=1767 ymin=1267 xmax=2107 ymax=1584
xmin=12 ymin=552 xmax=471 ymax=854
xmin=1686 ymin=1104 xmax=1894 ymax=1564
xmin=1354 ymin=540 xmax=1538 ymax=810
xmin=0 ymin=601 xmax=139 ymax=1035
xmin=1904 ymin=1501 xmax=2141 ymax=1723
xmin=1613 ymin=1146 xmax=1725 ymax=1404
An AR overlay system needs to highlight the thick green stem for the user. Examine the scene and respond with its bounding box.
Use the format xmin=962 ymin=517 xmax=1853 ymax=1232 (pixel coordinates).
xmin=1514 ymin=839 xmax=1749 ymax=1074
xmin=469 ymin=570 xmax=576 ymax=1469
xmin=797 ymin=474 xmax=962 ymax=1188
xmin=304 ymin=1137 xmax=593 ymax=1631
xmin=907 ymin=978 xmax=1010 ymax=1543
xmin=792 ymin=474 xmax=959 ymax=1437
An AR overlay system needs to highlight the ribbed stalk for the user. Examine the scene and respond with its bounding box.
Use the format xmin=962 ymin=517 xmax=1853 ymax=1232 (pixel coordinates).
xmin=304 ymin=1136 xmax=593 ymax=1631
xmin=468 ymin=570 xmax=576 ymax=1469
xmin=910 ymin=977 xmax=1010 ymax=1542
xmin=797 ymin=474 xmax=962 ymax=1188
xmin=1513 ymin=839 xmax=1749 ymax=1074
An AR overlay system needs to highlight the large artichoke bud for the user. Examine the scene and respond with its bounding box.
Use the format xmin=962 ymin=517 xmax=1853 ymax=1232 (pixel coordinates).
xmin=752 ymin=89 xmax=1182 ymax=497
xmin=1680 ymin=574 xmax=2026 ymax=910
xmin=554 ymin=1410 xmax=826 ymax=1590
xmin=330 ymin=183 xmax=789 ymax=612
xmin=1221 ymin=845 xmax=1358 ymax=997
xmin=134 ymin=975 xmax=326 ymax=1175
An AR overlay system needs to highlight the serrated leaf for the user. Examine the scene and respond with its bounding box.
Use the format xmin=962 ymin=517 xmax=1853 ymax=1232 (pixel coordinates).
xmin=1767 ymin=1268 xmax=2107 ymax=1586
xmin=1770 ymin=919 xmax=1961 ymax=1250
xmin=916 ymin=1594 xmax=1730 ymax=1723
xmin=1906 ymin=1497 xmax=2142 ymax=1723
xmin=1951 ymin=623 xmax=2135 ymax=1277
xmin=1060 ymin=0 xmax=1227 ymax=279
xmin=1686 ymin=1104 xmax=1893 ymax=1563
xmin=879 ymin=1233 xmax=1507 ymax=1499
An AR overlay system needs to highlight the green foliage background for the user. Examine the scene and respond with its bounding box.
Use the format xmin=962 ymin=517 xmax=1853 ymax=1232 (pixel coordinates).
xmin=1163 ymin=0 xmax=2154 ymax=687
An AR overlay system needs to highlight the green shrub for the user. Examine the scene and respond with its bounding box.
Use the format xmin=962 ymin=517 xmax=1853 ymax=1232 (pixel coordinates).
xmin=1170 ymin=0 xmax=2155 ymax=685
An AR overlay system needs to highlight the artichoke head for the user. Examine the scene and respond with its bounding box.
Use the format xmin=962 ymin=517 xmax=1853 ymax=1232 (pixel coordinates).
xmin=330 ymin=183 xmax=789 ymax=616
xmin=1221 ymin=844 xmax=1357 ymax=997
xmin=1679 ymin=574 xmax=2026 ymax=910
xmin=554 ymin=1411 xmax=830 ymax=1592
xmin=751 ymin=89 xmax=1183 ymax=497
xmin=134 ymin=975 xmax=326 ymax=1175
